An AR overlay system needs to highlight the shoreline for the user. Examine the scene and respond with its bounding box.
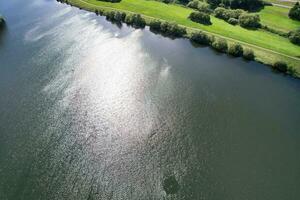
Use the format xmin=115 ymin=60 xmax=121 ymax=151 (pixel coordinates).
xmin=57 ymin=0 xmax=300 ymax=78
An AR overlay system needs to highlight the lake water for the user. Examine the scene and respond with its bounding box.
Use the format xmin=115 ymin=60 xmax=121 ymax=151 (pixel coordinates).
xmin=0 ymin=0 xmax=300 ymax=199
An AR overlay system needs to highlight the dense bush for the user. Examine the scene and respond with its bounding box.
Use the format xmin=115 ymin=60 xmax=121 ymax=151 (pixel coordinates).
xmin=104 ymin=11 xmax=126 ymax=23
xmin=149 ymin=20 xmax=162 ymax=31
xmin=238 ymin=13 xmax=261 ymax=29
xmin=150 ymin=20 xmax=187 ymax=37
xmin=228 ymin=43 xmax=243 ymax=56
xmin=190 ymin=31 xmax=214 ymax=45
xmin=125 ymin=14 xmax=146 ymax=28
xmin=214 ymin=7 xmax=244 ymax=22
xmin=289 ymin=29 xmax=300 ymax=45
xmin=187 ymin=0 xmax=200 ymax=9
xmin=243 ymin=48 xmax=255 ymax=60
xmin=273 ymin=61 xmax=288 ymax=72
xmin=197 ymin=2 xmax=212 ymax=14
xmin=228 ymin=18 xmax=239 ymax=25
xmin=207 ymin=0 xmax=263 ymax=11
xmin=289 ymin=2 xmax=300 ymax=21
xmin=160 ymin=21 xmax=187 ymax=37
xmin=189 ymin=11 xmax=212 ymax=25
xmin=212 ymin=38 xmax=228 ymax=52
xmin=188 ymin=1 xmax=212 ymax=13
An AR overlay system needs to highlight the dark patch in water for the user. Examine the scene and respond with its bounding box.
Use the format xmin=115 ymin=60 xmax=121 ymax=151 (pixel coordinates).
xmin=163 ymin=175 xmax=180 ymax=195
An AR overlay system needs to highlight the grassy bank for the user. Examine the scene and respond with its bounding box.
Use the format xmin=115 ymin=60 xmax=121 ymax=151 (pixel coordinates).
xmin=259 ymin=5 xmax=300 ymax=33
xmin=61 ymin=0 xmax=300 ymax=77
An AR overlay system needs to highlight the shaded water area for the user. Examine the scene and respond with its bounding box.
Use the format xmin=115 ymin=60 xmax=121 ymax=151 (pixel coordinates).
xmin=0 ymin=0 xmax=300 ymax=199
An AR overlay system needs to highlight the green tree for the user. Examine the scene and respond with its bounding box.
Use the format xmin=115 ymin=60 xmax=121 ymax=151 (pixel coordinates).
xmin=289 ymin=29 xmax=300 ymax=45
xmin=289 ymin=2 xmax=300 ymax=21
xmin=238 ymin=13 xmax=261 ymax=29
xmin=212 ymin=38 xmax=228 ymax=52
xmin=228 ymin=43 xmax=243 ymax=56
xmin=189 ymin=11 xmax=212 ymax=25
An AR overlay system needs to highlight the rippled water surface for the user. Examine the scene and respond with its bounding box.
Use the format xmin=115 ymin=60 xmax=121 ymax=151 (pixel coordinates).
xmin=0 ymin=0 xmax=300 ymax=199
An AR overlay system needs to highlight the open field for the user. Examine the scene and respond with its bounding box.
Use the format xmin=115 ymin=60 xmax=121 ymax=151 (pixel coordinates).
xmin=65 ymin=0 xmax=300 ymax=76
xmin=259 ymin=5 xmax=300 ymax=33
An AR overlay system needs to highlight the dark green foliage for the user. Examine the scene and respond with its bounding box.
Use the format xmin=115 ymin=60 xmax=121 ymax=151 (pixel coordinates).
xmin=273 ymin=61 xmax=288 ymax=72
xmin=189 ymin=11 xmax=212 ymax=25
xmin=243 ymin=48 xmax=255 ymax=60
xmin=212 ymin=38 xmax=228 ymax=52
xmin=197 ymin=2 xmax=212 ymax=14
xmin=187 ymin=1 xmax=212 ymax=13
xmin=125 ymin=14 xmax=146 ymax=28
xmin=238 ymin=13 xmax=261 ymax=29
xmin=150 ymin=20 xmax=186 ymax=37
xmin=160 ymin=21 xmax=187 ymax=37
xmin=289 ymin=29 xmax=300 ymax=45
xmin=0 ymin=16 xmax=4 ymax=26
xmin=214 ymin=7 xmax=244 ymax=23
xmin=187 ymin=0 xmax=200 ymax=9
xmin=228 ymin=43 xmax=243 ymax=56
xmin=289 ymin=2 xmax=300 ymax=21
xmin=207 ymin=0 xmax=263 ymax=11
xmin=214 ymin=7 xmax=230 ymax=20
xmin=190 ymin=31 xmax=214 ymax=45
xmin=228 ymin=18 xmax=238 ymax=25
xmin=149 ymin=20 xmax=162 ymax=31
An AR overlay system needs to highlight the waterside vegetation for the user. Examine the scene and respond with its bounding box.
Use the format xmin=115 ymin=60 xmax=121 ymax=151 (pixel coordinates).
xmin=56 ymin=0 xmax=300 ymax=78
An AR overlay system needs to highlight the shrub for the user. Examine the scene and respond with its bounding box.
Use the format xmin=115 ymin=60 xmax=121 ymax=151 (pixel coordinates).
xmin=273 ymin=61 xmax=288 ymax=72
xmin=228 ymin=18 xmax=239 ymax=25
xmin=238 ymin=13 xmax=261 ymax=29
xmin=214 ymin=7 xmax=244 ymax=22
xmin=214 ymin=7 xmax=230 ymax=21
xmin=197 ymin=2 xmax=212 ymax=14
xmin=160 ymin=21 xmax=187 ymax=37
xmin=187 ymin=0 xmax=200 ymax=9
xmin=207 ymin=0 xmax=264 ymax=11
xmin=228 ymin=43 xmax=243 ymax=56
xmin=289 ymin=2 xmax=300 ymax=21
xmin=105 ymin=11 xmax=116 ymax=21
xmin=289 ymin=29 xmax=300 ymax=45
xmin=149 ymin=20 xmax=162 ymax=31
xmin=243 ymin=48 xmax=255 ymax=60
xmin=230 ymin=9 xmax=244 ymax=19
xmin=190 ymin=31 xmax=213 ymax=45
xmin=212 ymin=38 xmax=228 ymax=52
xmin=150 ymin=20 xmax=186 ymax=37
xmin=189 ymin=11 xmax=212 ymax=25
xmin=125 ymin=14 xmax=146 ymax=28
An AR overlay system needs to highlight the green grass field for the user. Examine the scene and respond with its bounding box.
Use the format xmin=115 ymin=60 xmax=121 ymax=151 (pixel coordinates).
xmin=259 ymin=5 xmax=300 ymax=33
xmin=66 ymin=0 xmax=300 ymax=76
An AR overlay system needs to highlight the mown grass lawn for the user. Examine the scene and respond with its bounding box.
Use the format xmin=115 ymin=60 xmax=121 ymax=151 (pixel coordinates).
xmin=259 ymin=5 xmax=300 ymax=33
xmin=73 ymin=0 xmax=300 ymax=58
